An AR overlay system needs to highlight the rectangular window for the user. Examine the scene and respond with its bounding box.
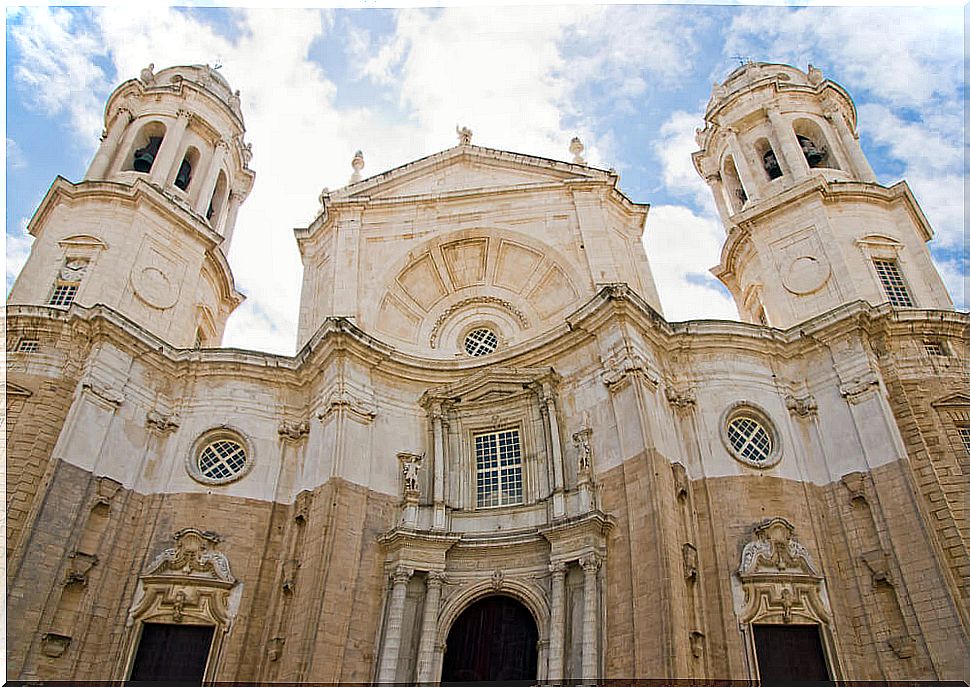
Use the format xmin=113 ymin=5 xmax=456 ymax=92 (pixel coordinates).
xmin=873 ymin=259 xmax=914 ymax=307
xmin=15 ymin=338 xmax=39 ymax=353
xmin=924 ymin=341 xmax=947 ymax=357
xmin=48 ymin=283 xmax=79 ymax=307
xmin=475 ymin=428 xmax=523 ymax=508
xmin=958 ymin=427 xmax=970 ymax=456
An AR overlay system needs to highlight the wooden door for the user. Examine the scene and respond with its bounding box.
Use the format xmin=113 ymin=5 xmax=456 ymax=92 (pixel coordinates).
xmin=753 ymin=624 xmax=831 ymax=681
xmin=129 ymin=622 xmax=215 ymax=681
xmin=441 ymin=595 xmax=538 ymax=682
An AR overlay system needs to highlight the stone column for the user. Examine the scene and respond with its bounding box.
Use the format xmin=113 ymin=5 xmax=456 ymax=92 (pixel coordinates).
xmin=219 ymin=191 xmax=245 ymax=247
xmin=825 ymin=107 xmax=877 ymax=182
xmin=193 ymin=139 xmax=229 ymax=212
xmin=765 ymin=105 xmax=809 ymax=180
xmin=86 ymin=106 xmax=132 ymax=180
xmin=431 ymin=404 xmax=446 ymax=529
xmin=704 ymin=173 xmax=733 ymax=224
xmin=149 ymin=109 xmax=191 ymax=185
xmin=377 ymin=565 xmax=413 ymax=683
xmin=724 ymin=127 xmax=761 ymax=203
xmin=416 ymin=572 xmax=443 ymax=683
xmin=547 ymin=562 xmax=567 ymax=681
xmin=542 ymin=384 xmax=566 ymax=518
xmin=581 ymin=553 xmax=601 ymax=682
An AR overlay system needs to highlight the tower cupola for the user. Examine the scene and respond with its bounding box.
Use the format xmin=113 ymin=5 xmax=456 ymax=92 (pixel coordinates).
xmin=8 ymin=65 xmax=254 ymax=348
xmin=694 ymin=63 xmax=952 ymax=329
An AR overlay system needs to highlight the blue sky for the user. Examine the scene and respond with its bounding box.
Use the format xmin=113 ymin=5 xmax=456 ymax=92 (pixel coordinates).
xmin=6 ymin=4 xmax=966 ymax=354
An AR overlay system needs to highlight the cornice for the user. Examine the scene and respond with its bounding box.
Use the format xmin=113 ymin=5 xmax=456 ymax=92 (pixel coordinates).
xmin=7 ymin=296 xmax=965 ymax=390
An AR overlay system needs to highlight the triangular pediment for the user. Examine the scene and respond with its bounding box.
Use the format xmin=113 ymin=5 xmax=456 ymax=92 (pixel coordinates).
xmin=333 ymin=145 xmax=610 ymax=202
xmin=420 ymin=366 xmax=559 ymax=407
xmin=931 ymin=393 xmax=970 ymax=408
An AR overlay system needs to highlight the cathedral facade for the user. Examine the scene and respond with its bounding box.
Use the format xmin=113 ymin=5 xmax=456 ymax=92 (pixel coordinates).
xmin=6 ymin=62 xmax=968 ymax=682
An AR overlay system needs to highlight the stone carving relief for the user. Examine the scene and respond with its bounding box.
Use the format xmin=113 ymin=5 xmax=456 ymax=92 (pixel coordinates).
xmin=81 ymin=377 xmax=125 ymax=409
xmin=601 ymin=346 xmax=659 ymax=391
xmin=146 ymin=409 xmax=180 ymax=434
xmin=736 ymin=518 xmax=831 ymax=629
xmin=398 ymin=451 xmax=423 ymax=494
xmin=318 ymin=384 xmax=376 ymax=424
xmin=785 ymin=393 xmax=818 ymax=418
xmin=129 ymin=528 xmax=237 ymax=630
xmin=278 ymin=420 xmax=309 ymax=441
xmin=572 ymin=428 xmax=592 ymax=474
xmin=839 ymin=371 xmax=881 ymax=404
xmin=665 ymin=385 xmax=696 ymax=410
xmin=428 ymin=296 xmax=529 ymax=347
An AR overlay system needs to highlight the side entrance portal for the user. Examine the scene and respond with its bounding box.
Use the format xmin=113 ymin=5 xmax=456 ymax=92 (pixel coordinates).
xmin=128 ymin=622 xmax=215 ymax=681
xmin=441 ymin=595 xmax=538 ymax=682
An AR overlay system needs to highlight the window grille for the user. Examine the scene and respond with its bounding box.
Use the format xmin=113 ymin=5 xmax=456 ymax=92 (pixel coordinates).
xmin=924 ymin=341 xmax=947 ymax=357
xmin=958 ymin=427 xmax=970 ymax=456
xmin=48 ymin=283 xmax=79 ymax=307
xmin=16 ymin=339 xmax=39 ymax=353
xmin=872 ymin=259 xmax=914 ymax=307
xmin=727 ymin=416 xmax=773 ymax=464
xmin=464 ymin=328 xmax=498 ymax=356
xmin=475 ymin=428 xmax=523 ymax=507
xmin=198 ymin=439 xmax=248 ymax=482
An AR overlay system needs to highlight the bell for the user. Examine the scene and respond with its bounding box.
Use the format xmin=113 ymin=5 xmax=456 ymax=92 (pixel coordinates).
xmin=763 ymin=149 xmax=782 ymax=179
xmin=132 ymin=136 xmax=162 ymax=173
xmin=174 ymin=159 xmax=192 ymax=191
xmin=797 ymin=135 xmax=825 ymax=168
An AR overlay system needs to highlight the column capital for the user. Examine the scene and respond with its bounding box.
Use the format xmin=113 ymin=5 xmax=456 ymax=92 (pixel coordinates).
xmin=176 ymin=108 xmax=194 ymax=122
xmin=580 ymin=552 xmax=602 ymax=573
xmin=426 ymin=571 xmax=444 ymax=588
xmin=390 ymin=565 xmax=414 ymax=584
xmin=549 ymin=561 xmax=567 ymax=577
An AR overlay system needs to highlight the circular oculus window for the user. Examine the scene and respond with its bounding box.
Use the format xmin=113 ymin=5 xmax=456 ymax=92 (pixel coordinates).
xmin=463 ymin=327 xmax=499 ymax=356
xmin=188 ymin=431 xmax=252 ymax=485
xmin=721 ymin=406 xmax=781 ymax=468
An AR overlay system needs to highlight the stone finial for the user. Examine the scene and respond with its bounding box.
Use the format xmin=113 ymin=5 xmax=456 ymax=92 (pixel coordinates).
xmin=228 ymin=89 xmax=241 ymax=114
xmin=350 ymin=150 xmax=364 ymax=183
xmin=140 ymin=62 xmax=156 ymax=85
xmin=807 ymin=64 xmax=823 ymax=86
xmin=569 ymin=136 xmax=586 ymax=164
xmin=456 ymin=125 xmax=473 ymax=146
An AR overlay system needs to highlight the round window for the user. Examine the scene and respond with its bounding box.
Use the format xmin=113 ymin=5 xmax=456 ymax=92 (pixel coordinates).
xmin=720 ymin=404 xmax=780 ymax=469
xmin=727 ymin=416 xmax=772 ymax=464
xmin=463 ymin=327 xmax=498 ymax=356
xmin=188 ymin=430 xmax=252 ymax=485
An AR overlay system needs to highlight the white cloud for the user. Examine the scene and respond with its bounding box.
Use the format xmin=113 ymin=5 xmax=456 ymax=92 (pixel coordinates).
xmin=9 ymin=7 xmax=108 ymax=148
xmin=643 ymin=205 xmax=738 ymax=322
xmin=936 ymin=257 xmax=968 ymax=312
xmin=654 ymin=110 xmax=716 ymax=212
xmin=6 ymin=220 xmax=34 ymax=292
xmin=7 ymin=139 xmax=27 ymax=170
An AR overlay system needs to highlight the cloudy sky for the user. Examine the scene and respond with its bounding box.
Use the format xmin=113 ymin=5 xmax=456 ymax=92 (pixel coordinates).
xmin=6 ymin=3 xmax=965 ymax=355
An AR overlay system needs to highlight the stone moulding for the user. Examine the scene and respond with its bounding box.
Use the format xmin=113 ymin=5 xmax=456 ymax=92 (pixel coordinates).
xmin=428 ymin=295 xmax=530 ymax=348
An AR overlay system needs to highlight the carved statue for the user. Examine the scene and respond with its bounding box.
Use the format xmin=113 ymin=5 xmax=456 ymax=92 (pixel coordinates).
xmin=398 ymin=452 xmax=423 ymax=494
xmin=350 ymin=150 xmax=365 ymax=183
xmin=228 ymin=89 xmax=241 ymax=114
xmin=456 ymin=125 xmax=473 ymax=146
xmin=140 ymin=63 xmax=156 ymax=86
xmin=569 ymin=136 xmax=586 ymax=164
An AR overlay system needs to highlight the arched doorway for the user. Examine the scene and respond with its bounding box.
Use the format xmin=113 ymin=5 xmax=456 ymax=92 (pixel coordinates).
xmin=441 ymin=595 xmax=538 ymax=682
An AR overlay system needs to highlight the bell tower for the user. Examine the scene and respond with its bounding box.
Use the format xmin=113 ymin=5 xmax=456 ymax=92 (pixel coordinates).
xmin=8 ymin=64 xmax=255 ymax=348
xmin=693 ymin=62 xmax=952 ymax=328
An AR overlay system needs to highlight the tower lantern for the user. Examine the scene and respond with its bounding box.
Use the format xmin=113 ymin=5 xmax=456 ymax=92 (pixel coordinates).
xmin=693 ymin=62 xmax=952 ymax=329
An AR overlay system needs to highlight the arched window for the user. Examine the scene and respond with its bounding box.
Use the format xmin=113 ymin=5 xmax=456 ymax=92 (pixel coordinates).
xmin=126 ymin=121 xmax=167 ymax=173
xmin=174 ymin=147 xmax=200 ymax=191
xmin=207 ymin=171 xmax=229 ymax=228
xmin=793 ymin=118 xmax=839 ymax=170
xmin=722 ymin=155 xmax=747 ymax=213
xmin=755 ymin=138 xmax=782 ymax=180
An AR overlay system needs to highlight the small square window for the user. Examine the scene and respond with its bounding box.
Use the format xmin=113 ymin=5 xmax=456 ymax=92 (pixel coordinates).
xmin=15 ymin=339 xmax=39 ymax=353
xmin=475 ymin=428 xmax=523 ymax=508
xmin=872 ymin=259 xmax=914 ymax=307
xmin=48 ymin=283 xmax=79 ymax=307
xmin=924 ymin=341 xmax=947 ymax=357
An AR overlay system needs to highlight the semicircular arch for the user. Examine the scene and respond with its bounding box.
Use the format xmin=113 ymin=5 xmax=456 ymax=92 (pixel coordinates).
xmin=435 ymin=578 xmax=550 ymax=648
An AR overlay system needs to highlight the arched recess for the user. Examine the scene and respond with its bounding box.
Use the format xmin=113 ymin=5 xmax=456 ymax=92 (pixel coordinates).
xmin=792 ymin=117 xmax=841 ymax=170
xmin=123 ymin=120 xmax=167 ymax=173
xmin=370 ymin=228 xmax=585 ymax=352
xmin=441 ymin=595 xmax=539 ymax=682
xmin=435 ymin=580 xmax=549 ymax=682
xmin=174 ymin=146 xmax=200 ymax=191
xmin=754 ymin=137 xmax=782 ymax=181
xmin=721 ymin=154 xmax=747 ymax=213
xmin=207 ymin=170 xmax=229 ymax=229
